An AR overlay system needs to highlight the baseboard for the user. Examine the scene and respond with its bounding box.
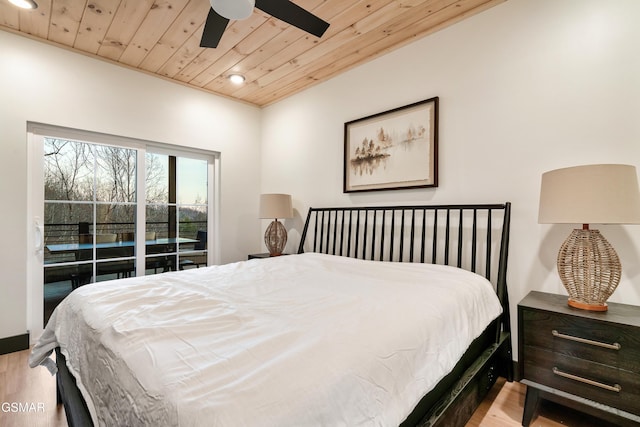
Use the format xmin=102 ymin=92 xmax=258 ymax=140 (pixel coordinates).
xmin=0 ymin=333 xmax=30 ymax=355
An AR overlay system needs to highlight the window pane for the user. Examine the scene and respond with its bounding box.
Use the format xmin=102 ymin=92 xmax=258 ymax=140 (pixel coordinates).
xmin=97 ymin=260 xmax=135 ymax=281
xmin=44 ymin=138 xmax=94 ymax=202
xmin=177 ymin=157 xmax=207 ymax=204
xmin=178 ymin=253 xmax=207 ymax=269
xmin=178 ymin=206 xmax=207 ymax=239
xmin=146 ymin=153 xmax=169 ymax=204
xmin=177 ymin=205 xmax=207 ymax=268
xmin=146 ymin=205 xmax=171 ymax=241
xmin=145 ymin=254 xmax=176 ymax=276
xmin=44 ymin=202 xmax=93 ymax=265
xmin=44 ymin=265 xmax=77 ymax=285
xmin=95 ymin=145 xmax=137 ymax=203
xmin=95 ymin=204 xmax=136 ymax=235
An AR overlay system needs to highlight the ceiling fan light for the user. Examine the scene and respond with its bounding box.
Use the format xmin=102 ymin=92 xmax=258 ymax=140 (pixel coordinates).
xmin=210 ymin=0 xmax=254 ymax=20
xmin=8 ymin=0 xmax=38 ymax=9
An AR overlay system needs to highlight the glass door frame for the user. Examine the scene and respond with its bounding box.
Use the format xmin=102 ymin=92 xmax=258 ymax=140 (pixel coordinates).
xmin=26 ymin=122 xmax=220 ymax=343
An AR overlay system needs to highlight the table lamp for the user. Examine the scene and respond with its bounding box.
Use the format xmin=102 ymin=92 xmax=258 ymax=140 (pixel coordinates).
xmin=259 ymin=193 xmax=293 ymax=256
xmin=538 ymin=164 xmax=640 ymax=311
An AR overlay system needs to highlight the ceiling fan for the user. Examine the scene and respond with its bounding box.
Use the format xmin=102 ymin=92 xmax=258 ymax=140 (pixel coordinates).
xmin=201 ymin=0 xmax=330 ymax=48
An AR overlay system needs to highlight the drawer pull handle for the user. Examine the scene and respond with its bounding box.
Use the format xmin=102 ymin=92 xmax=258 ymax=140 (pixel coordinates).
xmin=552 ymin=367 xmax=622 ymax=393
xmin=552 ymin=330 xmax=621 ymax=350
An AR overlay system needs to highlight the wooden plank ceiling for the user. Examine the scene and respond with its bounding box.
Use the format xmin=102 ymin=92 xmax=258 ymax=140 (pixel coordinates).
xmin=0 ymin=0 xmax=505 ymax=107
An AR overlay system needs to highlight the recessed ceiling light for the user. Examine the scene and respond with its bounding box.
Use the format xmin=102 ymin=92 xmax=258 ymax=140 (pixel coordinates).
xmin=229 ymin=74 xmax=245 ymax=85
xmin=8 ymin=0 xmax=38 ymax=9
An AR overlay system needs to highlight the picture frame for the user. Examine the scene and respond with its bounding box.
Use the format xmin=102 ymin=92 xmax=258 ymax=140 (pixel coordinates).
xmin=343 ymin=97 xmax=438 ymax=193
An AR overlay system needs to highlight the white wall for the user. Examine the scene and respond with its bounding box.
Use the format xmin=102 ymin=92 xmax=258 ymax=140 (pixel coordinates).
xmin=261 ymin=0 xmax=640 ymax=359
xmin=0 ymin=31 xmax=262 ymax=341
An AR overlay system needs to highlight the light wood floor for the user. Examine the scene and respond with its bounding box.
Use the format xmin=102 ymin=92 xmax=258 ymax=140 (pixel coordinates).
xmin=0 ymin=347 xmax=615 ymax=427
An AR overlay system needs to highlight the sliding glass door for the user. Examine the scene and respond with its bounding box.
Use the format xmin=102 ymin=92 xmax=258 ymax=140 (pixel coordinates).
xmin=145 ymin=152 xmax=210 ymax=275
xmin=29 ymin=125 xmax=218 ymax=330
xmin=43 ymin=139 xmax=138 ymax=294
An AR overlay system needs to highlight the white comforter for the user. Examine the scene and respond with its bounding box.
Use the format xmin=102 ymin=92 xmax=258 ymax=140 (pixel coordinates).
xmin=30 ymin=252 xmax=502 ymax=427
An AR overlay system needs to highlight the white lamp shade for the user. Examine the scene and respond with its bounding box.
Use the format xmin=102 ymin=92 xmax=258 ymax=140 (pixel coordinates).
xmin=259 ymin=194 xmax=293 ymax=219
xmin=539 ymin=164 xmax=640 ymax=224
xmin=210 ymin=0 xmax=254 ymax=20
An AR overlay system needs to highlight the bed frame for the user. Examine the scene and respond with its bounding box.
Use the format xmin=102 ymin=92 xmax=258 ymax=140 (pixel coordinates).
xmin=297 ymin=203 xmax=513 ymax=427
xmin=55 ymin=202 xmax=512 ymax=427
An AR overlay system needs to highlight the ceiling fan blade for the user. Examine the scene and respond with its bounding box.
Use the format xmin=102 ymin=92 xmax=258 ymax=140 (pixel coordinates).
xmin=200 ymin=8 xmax=229 ymax=48
xmin=255 ymin=0 xmax=329 ymax=38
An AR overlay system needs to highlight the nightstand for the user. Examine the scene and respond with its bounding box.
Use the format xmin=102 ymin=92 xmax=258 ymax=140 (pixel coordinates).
xmin=518 ymin=291 xmax=640 ymax=426
xmin=247 ymin=253 xmax=289 ymax=260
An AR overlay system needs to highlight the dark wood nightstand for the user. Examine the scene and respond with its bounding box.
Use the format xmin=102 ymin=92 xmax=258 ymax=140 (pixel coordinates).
xmin=518 ymin=291 xmax=640 ymax=426
xmin=247 ymin=253 xmax=289 ymax=260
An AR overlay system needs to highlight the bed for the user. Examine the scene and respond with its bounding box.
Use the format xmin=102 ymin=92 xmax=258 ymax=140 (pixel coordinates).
xmin=30 ymin=202 xmax=512 ymax=427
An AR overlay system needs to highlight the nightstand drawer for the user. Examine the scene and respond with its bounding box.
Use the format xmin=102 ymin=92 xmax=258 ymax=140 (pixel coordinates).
xmin=522 ymin=309 xmax=640 ymax=373
xmin=524 ymin=346 xmax=640 ymax=415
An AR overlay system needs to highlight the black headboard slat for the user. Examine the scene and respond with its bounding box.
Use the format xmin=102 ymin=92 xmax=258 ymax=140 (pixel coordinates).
xmin=457 ymin=209 xmax=464 ymax=269
xmin=471 ymin=209 xmax=478 ymax=273
xmin=486 ymin=210 xmax=492 ymax=281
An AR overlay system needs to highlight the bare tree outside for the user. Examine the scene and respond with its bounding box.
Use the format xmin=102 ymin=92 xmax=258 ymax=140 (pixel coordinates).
xmin=44 ymin=139 xmax=93 ymax=202
xmin=43 ymin=138 xmax=207 ymax=250
xmin=44 ymin=138 xmax=172 ymax=244
xmin=43 ymin=137 xmax=211 ymax=324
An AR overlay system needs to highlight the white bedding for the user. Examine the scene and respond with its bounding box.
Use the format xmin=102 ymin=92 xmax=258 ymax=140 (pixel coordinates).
xmin=30 ymin=252 xmax=502 ymax=427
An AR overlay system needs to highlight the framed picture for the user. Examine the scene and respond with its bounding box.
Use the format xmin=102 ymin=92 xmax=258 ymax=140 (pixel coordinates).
xmin=343 ymin=97 xmax=438 ymax=193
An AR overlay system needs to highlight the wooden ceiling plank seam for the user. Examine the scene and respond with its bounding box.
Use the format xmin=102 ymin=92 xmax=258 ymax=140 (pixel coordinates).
xmin=170 ymin=11 xmax=271 ymax=84
xmin=223 ymin=18 xmax=328 ymax=92
xmin=204 ymin=0 xmax=332 ymax=96
xmin=232 ymin=0 xmax=400 ymax=97
xmin=231 ymin=0 xmax=334 ymax=73
xmin=233 ymin=17 xmax=290 ymax=56
xmin=249 ymin=0 xmax=490 ymax=105
xmin=155 ymin=22 xmax=207 ymax=78
xmin=166 ymin=11 xmax=272 ymax=82
xmin=248 ymin=0 xmax=471 ymax=104
xmin=191 ymin=17 xmax=291 ymax=89
xmin=96 ymin=0 xmax=156 ymax=62
xmin=138 ymin=0 xmax=211 ymax=73
xmin=73 ymin=0 xmax=121 ymax=54
xmin=18 ymin=0 xmax=51 ymax=39
xmin=199 ymin=51 xmax=246 ymax=93
xmin=47 ymin=0 xmax=86 ymax=47
xmin=219 ymin=26 xmax=305 ymax=87
xmin=117 ymin=0 xmax=191 ymax=68
xmin=224 ymin=10 xmax=335 ymax=97
xmin=253 ymin=0 xmax=436 ymax=90
xmin=246 ymin=0 xmax=362 ymax=73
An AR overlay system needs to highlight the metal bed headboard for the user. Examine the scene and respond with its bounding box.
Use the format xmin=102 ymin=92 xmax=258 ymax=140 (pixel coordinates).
xmin=297 ymin=203 xmax=511 ymax=330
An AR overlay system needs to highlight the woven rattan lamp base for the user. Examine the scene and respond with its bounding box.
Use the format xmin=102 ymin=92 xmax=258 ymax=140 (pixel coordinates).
xmin=557 ymin=228 xmax=621 ymax=312
xmin=264 ymin=219 xmax=287 ymax=256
